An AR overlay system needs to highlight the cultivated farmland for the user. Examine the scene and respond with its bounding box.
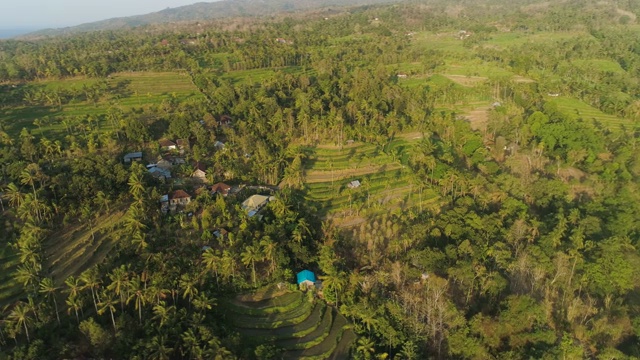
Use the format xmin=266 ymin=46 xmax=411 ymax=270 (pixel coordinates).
xmin=229 ymin=286 xmax=356 ymax=360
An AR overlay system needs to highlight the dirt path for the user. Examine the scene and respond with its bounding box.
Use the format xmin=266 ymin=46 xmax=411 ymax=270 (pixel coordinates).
xmin=305 ymin=163 xmax=401 ymax=184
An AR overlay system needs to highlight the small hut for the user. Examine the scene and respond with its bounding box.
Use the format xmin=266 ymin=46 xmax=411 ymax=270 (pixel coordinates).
xmin=296 ymin=270 xmax=316 ymax=289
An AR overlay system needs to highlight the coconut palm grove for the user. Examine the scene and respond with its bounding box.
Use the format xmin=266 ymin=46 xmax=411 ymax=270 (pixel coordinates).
xmin=1 ymin=0 xmax=640 ymax=358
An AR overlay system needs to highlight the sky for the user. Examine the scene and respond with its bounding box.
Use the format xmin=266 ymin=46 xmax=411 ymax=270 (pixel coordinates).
xmin=1 ymin=0 xmax=212 ymax=29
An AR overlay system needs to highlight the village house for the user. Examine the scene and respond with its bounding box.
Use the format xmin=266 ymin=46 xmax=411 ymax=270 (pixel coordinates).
xmin=219 ymin=115 xmax=232 ymax=127
xmin=192 ymin=162 xmax=208 ymax=183
xmin=171 ymin=156 xmax=186 ymax=166
xmin=397 ymin=73 xmax=408 ymax=79
xmin=213 ymin=228 xmax=228 ymax=240
xmin=169 ymin=190 xmax=191 ymax=211
xmin=296 ymin=270 xmax=316 ymax=289
xmin=160 ymin=194 xmax=169 ymax=213
xmin=211 ymin=182 xmax=231 ymax=196
xmin=156 ymin=158 xmax=173 ymax=170
xmin=214 ymin=141 xmax=225 ymax=150
xmin=241 ymin=194 xmax=271 ymax=217
xmin=148 ymin=166 xmax=171 ymax=181
xmin=348 ymin=180 xmax=361 ymax=189
xmin=176 ymin=139 xmax=189 ymax=151
xmin=159 ymin=139 xmax=177 ymax=151
xmin=123 ymin=152 xmax=143 ymax=163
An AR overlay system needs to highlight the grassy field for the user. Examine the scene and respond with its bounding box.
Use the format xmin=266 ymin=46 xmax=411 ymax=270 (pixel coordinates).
xmin=219 ymin=66 xmax=314 ymax=85
xmin=411 ymin=32 xmax=468 ymax=54
xmin=1 ymin=71 xmax=202 ymax=137
xmin=482 ymin=30 xmax=588 ymax=48
xmin=547 ymin=96 xmax=631 ymax=129
xmin=572 ymin=59 xmax=625 ymax=73
xmin=230 ymin=287 xmax=355 ymax=359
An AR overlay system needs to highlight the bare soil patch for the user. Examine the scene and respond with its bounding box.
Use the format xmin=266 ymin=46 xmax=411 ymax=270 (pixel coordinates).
xmin=463 ymin=105 xmax=491 ymax=131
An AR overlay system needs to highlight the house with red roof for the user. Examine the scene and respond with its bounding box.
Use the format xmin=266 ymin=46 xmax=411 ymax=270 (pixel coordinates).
xmin=211 ymin=182 xmax=231 ymax=196
xmin=159 ymin=139 xmax=177 ymax=151
xmin=169 ymin=190 xmax=191 ymax=211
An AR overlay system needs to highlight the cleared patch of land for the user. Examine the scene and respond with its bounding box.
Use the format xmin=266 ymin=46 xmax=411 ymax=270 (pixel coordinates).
xmin=462 ymin=103 xmax=492 ymax=131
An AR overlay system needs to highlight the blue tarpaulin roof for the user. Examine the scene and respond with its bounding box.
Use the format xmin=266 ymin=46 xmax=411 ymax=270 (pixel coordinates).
xmin=296 ymin=270 xmax=316 ymax=284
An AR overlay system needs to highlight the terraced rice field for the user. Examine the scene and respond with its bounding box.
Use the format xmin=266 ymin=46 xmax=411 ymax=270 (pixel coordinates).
xmin=43 ymin=210 xmax=126 ymax=287
xmin=0 ymin=209 xmax=126 ymax=307
xmin=229 ymin=287 xmax=356 ymax=359
xmin=1 ymin=71 xmax=202 ymax=137
xmin=547 ymin=96 xmax=631 ymax=130
xmin=303 ymin=136 xmax=439 ymax=217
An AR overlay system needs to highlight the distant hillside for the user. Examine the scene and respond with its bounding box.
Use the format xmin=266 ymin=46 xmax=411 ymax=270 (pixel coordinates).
xmin=23 ymin=0 xmax=399 ymax=38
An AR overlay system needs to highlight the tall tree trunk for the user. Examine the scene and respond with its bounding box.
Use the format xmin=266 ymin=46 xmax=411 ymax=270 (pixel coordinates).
xmin=23 ymin=322 xmax=30 ymax=343
xmin=110 ymin=307 xmax=116 ymax=332
xmin=53 ymin=297 xmax=60 ymax=325
xmin=91 ymin=288 xmax=98 ymax=313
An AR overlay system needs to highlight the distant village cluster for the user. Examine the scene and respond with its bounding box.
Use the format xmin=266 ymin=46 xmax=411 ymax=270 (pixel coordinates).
xmin=122 ymin=117 xmax=275 ymax=219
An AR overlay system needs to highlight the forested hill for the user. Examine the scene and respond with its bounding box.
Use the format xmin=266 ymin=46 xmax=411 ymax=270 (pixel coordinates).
xmin=22 ymin=0 xmax=398 ymax=38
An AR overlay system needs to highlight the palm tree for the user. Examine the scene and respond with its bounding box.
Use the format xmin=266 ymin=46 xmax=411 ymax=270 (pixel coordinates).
xmin=8 ymin=302 xmax=32 ymax=343
xmin=66 ymin=295 xmax=83 ymax=323
xmin=80 ymin=268 xmax=101 ymax=313
xmin=131 ymin=231 xmax=148 ymax=253
xmin=202 ymin=249 xmax=221 ymax=286
xmin=127 ymin=275 xmax=147 ymax=324
xmin=19 ymin=164 xmax=44 ymax=222
xmin=97 ymin=291 xmax=118 ymax=332
xmin=260 ymin=236 xmax=278 ymax=277
xmin=181 ymin=328 xmax=202 ymax=359
xmin=319 ymin=271 xmax=345 ymax=307
xmin=4 ymin=183 xmax=24 ymax=208
xmin=107 ymin=266 xmax=129 ymax=310
xmin=192 ymin=293 xmax=216 ymax=313
xmin=147 ymin=334 xmax=173 ymax=360
xmin=65 ymin=276 xmax=82 ymax=299
xmin=39 ymin=278 xmax=60 ymax=325
xmin=94 ymin=191 xmax=109 ymax=213
xmin=220 ymin=251 xmax=237 ymax=283
xmin=241 ymin=245 xmax=263 ymax=287
xmin=125 ymin=204 xmax=147 ymax=235
xmin=128 ymin=170 xmax=145 ymax=202
xmin=152 ymin=302 xmax=175 ymax=329
xmin=15 ymin=263 xmax=41 ymax=294
xmin=179 ymin=274 xmax=199 ymax=306
xmin=356 ymin=337 xmax=376 ymax=360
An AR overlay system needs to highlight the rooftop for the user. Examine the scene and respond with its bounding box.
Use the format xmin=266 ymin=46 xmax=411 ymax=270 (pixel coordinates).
xmin=124 ymin=152 xmax=142 ymax=159
xmin=170 ymin=189 xmax=191 ymax=199
xmin=159 ymin=139 xmax=176 ymax=147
